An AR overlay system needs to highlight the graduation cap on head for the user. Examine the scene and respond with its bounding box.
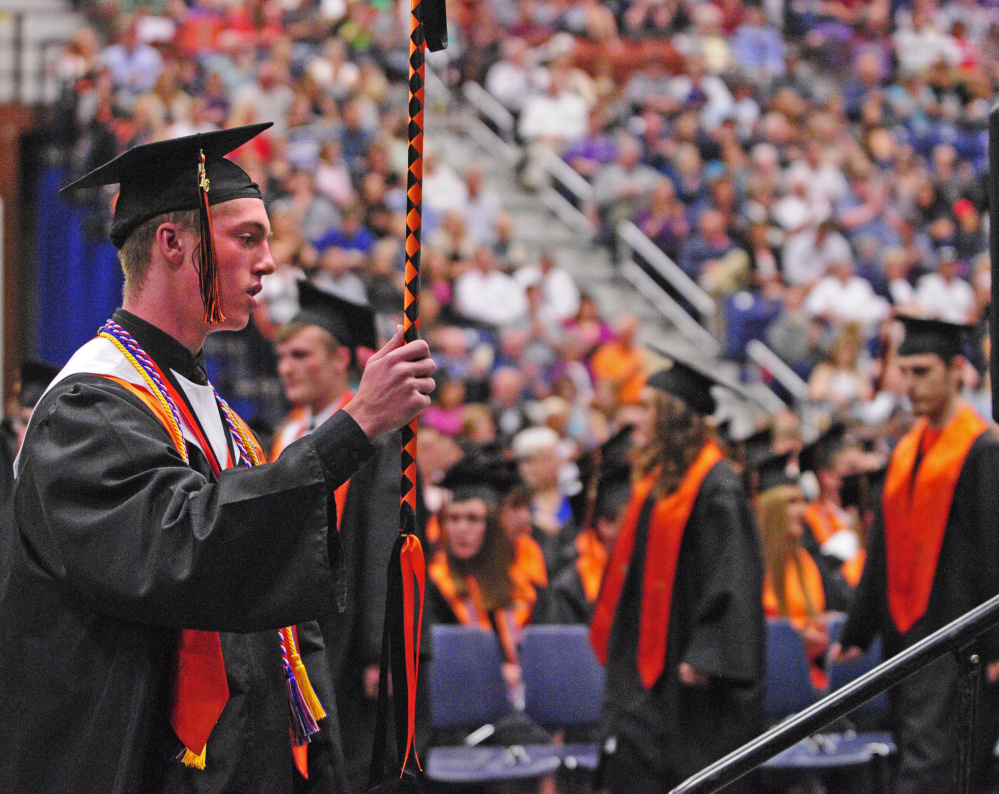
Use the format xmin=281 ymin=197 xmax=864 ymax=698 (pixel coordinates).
xmin=292 ymin=280 xmax=378 ymax=354
xmin=896 ymin=315 xmax=972 ymax=362
xmin=19 ymin=359 xmax=60 ymax=409
xmin=739 ymin=424 xmax=774 ymax=469
xmin=646 ymin=359 xmax=720 ymax=415
xmin=440 ymin=449 xmax=520 ymax=507
xmin=840 ymin=465 xmax=888 ymax=513
xmin=798 ymin=421 xmax=848 ymax=475
xmin=572 ymin=425 xmax=634 ymax=525
xmin=756 ymin=452 xmax=799 ymax=494
xmin=61 ymin=123 xmax=273 ymax=324
xmin=594 ymin=466 xmax=632 ymax=522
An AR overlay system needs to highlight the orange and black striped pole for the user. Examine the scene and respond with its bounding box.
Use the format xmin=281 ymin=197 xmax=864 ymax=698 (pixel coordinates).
xmin=370 ymin=0 xmax=447 ymax=787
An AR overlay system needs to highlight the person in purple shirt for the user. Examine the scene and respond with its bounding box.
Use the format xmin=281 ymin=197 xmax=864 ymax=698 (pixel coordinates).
xmin=313 ymin=203 xmax=377 ymax=255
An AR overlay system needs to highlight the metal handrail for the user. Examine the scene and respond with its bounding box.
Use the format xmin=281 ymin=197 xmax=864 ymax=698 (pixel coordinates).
xmin=670 ymin=590 xmax=999 ymax=794
xmin=617 ymin=220 xmax=716 ymax=318
xmin=621 ymin=259 xmax=720 ymax=355
xmin=539 ymin=146 xmax=594 ymax=203
xmin=746 ymin=339 xmax=809 ymax=403
xmin=462 ymin=80 xmax=516 ymax=140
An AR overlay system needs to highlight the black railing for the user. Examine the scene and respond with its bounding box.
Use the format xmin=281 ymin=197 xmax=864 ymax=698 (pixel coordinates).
xmin=669 ymin=591 xmax=999 ymax=793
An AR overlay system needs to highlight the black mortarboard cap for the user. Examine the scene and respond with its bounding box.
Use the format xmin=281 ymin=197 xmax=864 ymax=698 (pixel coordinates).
xmin=61 ymin=123 xmax=272 ymax=249
xmin=571 ymin=425 xmax=633 ymax=526
xmin=740 ymin=424 xmax=774 ymax=469
xmin=798 ymin=421 xmax=848 ymax=475
xmin=840 ymin=465 xmax=888 ymax=513
xmin=440 ymin=450 xmax=520 ymax=506
xmin=293 ymin=280 xmax=378 ymax=353
xmin=19 ymin=359 xmax=60 ymax=409
xmin=646 ymin=360 xmax=718 ymax=415
xmin=594 ymin=467 xmax=632 ymax=522
xmin=896 ymin=315 xmax=971 ymax=361
xmin=756 ymin=452 xmax=799 ymax=493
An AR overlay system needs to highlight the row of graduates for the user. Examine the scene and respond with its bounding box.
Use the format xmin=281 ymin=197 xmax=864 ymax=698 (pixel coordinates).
xmin=413 ymin=315 xmax=999 ymax=793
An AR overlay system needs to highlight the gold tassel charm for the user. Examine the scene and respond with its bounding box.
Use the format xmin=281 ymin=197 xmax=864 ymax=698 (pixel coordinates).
xmin=196 ymin=150 xmax=225 ymax=325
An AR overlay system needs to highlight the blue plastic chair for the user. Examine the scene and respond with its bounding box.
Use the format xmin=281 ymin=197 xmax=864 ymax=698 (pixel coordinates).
xmin=520 ymin=624 xmax=606 ymax=771
xmin=763 ymin=618 xmax=896 ymax=784
xmin=765 ymin=618 xmax=817 ymax=722
xmin=425 ymin=625 xmax=561 ymax=784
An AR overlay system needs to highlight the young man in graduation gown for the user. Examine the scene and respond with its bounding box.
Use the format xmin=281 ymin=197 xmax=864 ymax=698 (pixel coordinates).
xmin=832 ymin=316 xmax=999 ymax=794
xmin=0 ymin=124 xmax=436 ymax=794
xmin=271 ymin=282 xmax=429 ymax=790
xmin=591 ymin=361 xmax=764 ymax=793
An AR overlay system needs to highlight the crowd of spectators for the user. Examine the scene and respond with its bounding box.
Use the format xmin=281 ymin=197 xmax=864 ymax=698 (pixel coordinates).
xmin=38 ymin=0 xmax=999 ymax=786
xmin=465 ymin=0 xmax=997 ymax=427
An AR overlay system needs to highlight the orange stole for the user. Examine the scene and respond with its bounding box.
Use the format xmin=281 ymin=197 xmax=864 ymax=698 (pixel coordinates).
xmin=512 ymin=534 xmax=548 ymax=589
xmin=804 ymin=502 xmax=864 ymax=587
xmin=590 ymin=440 xmax=725 ymax=688
xmin=427 ymin=550 xmax=538 ymax=663
xmin=804 ymin=502 xmax=844 ymax=545
xmin=763 ymin=546 xmax=828 ymax=688
xmin=763 ymin=546 xmax=826 ymax=623
xmin=574 ymin=528 xmax=608 ymax=604
xmin=882 ymin=405 xmax=988 ymax=633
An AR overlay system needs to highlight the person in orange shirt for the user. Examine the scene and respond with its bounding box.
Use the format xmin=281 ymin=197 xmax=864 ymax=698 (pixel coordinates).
xmin=832 ymin=316 xmax=999 ymax=794
xmin=756 ymin=453 xmax=852 ymax=690
xmin=590 ymin=313 xmax=649 ymax=407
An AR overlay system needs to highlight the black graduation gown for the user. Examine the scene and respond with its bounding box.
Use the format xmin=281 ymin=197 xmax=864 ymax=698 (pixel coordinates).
xmin=839 ymin=432 xmax=999 ymax=794
xmin=323 ymin=430 xmax=431 ymax=790
xmin=0 ymin=311 xmax=375 ymax=794
xmin=599 ymin=462 xmax=765 ymax=794
xmin=545 ymin=563 xmax=594 ymax=625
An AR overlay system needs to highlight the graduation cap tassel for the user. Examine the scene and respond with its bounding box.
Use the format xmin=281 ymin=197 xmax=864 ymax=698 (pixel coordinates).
xmin=369 ymin=0 xmax=445 ymax=789
xmin=196 ymin=150 xmax=226 ymax=325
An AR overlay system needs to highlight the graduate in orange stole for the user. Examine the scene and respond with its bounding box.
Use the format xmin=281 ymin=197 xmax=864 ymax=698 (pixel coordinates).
xmin=425 ymin=452 xmax=548 ymax=710
xmin=798 ymin=423 xmax=867 ymax=588
xmin=756 ymin=454 xmax=852 ymax=690
xmin=591 ymin=361 xmax=764 ymax=794
xmin=833 ymin=316 xmax=999 ymax=794
xmin=547 ymin=470 xmax=630 ymax=625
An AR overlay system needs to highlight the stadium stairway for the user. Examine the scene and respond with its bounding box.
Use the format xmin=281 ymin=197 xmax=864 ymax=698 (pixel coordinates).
xmin=423 ymin=78 xmax=775 ymax=427
xmin=0 ymin=0 xmax=82 ymax=105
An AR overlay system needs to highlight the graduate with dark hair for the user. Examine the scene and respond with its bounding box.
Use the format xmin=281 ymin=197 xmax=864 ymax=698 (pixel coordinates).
xmin=0 ymin=126 xmax=436 ymax=794
xmin=832 ymin=316 xmax=999 ymax=794
xmin=590 ymin=360 xmax=764 ymax=793
xmin=426 ymin=452 xmax=549 ymax=699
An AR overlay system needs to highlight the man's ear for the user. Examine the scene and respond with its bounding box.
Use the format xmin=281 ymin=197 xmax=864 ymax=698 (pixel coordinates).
xmin=333 ymin=344 xmax=352 ymax=371
xmin=155 ymin=222 xmax=187 ymax=268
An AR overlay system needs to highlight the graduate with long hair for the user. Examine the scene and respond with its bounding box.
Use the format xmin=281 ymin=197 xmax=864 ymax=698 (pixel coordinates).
xmin=591 ymin=361 xmax=764 ymax=792
xmin=756 ymin=454 xmax=851 ymax=689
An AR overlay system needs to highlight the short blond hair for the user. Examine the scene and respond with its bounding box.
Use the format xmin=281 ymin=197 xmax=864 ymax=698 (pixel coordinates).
xmin=118 ymin=209 xmax=200 ymax=300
